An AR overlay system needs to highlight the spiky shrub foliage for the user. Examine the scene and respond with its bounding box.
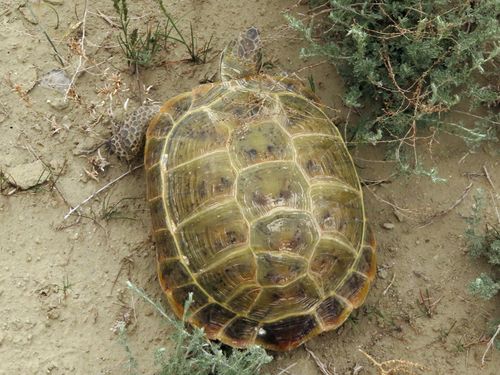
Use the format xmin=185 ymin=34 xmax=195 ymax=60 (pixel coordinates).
xmin=126 ymin=282 xmax=272 ymax=375
xmin=465 ymin=189 xmax=499 ymax=303
xmin=287 ymin=1 xmax=499 ymax=172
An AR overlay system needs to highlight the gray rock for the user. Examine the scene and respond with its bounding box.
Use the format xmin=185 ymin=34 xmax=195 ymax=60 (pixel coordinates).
xmin=4 ymin=160 xmax=50 ymax=190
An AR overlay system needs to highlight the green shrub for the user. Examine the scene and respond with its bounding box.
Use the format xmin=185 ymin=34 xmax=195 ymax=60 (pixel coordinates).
xmin=125 ymin=282 xmax=272 ymax=375
xmin=288 ymin=0 xmax=499 ymax=173
xmin=465 ymin=189 xmax=499 ymax=301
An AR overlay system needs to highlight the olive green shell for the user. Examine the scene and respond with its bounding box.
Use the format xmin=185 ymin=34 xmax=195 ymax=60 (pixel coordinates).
xmin=144 ymin=75 xmax=376 ymax=351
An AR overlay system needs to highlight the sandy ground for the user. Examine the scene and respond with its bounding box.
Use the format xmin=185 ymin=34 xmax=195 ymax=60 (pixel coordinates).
xmin=0 ymin=0 xmax=499 ymax=374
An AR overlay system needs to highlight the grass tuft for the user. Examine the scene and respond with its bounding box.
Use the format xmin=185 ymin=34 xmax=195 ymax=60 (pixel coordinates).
xmin=125 ymin=281 xmax=272 ymax=375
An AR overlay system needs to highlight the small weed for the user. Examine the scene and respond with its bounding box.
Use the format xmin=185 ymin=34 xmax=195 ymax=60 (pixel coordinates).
xmin=0 ymin=169 xmax=9 ymax=194
xmin=307 ymin=74 xmax=316 ymax=93
xmin=365 ymin=305 xmax=399 ymax=332
xmin=117 ymin=323 xmax=139 ymax=375
xmin=112 ymin=0 xmax=214 ymax=67
xmin=125 ymin=281 xmax=272 ymax=374
xmin=464 ymin=188 xmax=499 ymax=354
xmin=465 ymin=189 xmax=500 ymax=300
xmin=452 ymin=339 xmax=466 ymax=353
xmin=417 ymin=288 xmax=442 ymax=318
xmin=437 ymin=320 xmax=457 ymax=343
xmin=100 ymin=194 xmax=140 ymax=222
xmin=155 ymin=0 xmax=213 ymax=64
xmin=112 ymin=0 xmax=163 ymax=69
xmin=61 ymin=275 xmax=73 ymax=298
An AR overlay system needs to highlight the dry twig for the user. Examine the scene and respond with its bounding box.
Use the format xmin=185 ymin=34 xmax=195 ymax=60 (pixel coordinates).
xmin=64 ymin=0 xmax=89 ymax=102
xmin=305 ymin=346 xmax=336 ymax=375
xmin=63 ymin=164 xmax=142 ymax=220
xmin=483 ymin=165 xmax=500 ymax=225
xmin=359 ymin=349 xmax=426 ymax=375
xmin=418 ymin=182 xmax=473 ymax=228
xmin=383 ymin=273 xmax=396 ymax=296
xmin=482 ymin=324 xmax=500 ymax=366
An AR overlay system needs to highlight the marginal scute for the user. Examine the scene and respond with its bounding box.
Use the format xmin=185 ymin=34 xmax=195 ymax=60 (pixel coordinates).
xmin=149 ymin=197 xmax=167 ymax=230
xmin=251 ymin=210 xmax=318 ymax=256
xmin=236 ymin=162 xmax=310 ymax=221
xmin=146 ymin=163 xmax=163 ymax=200
xmin=255 ymin=314 xmax=320 ymax=351
xmin=316 ymin=295 xmax=353 ymax=329
xmin=171 ymin=284 xmax=209 ymax=315
xmin=192 ymin=303 xmax=236 ymax=337
xmin=191 ymin=83 xmax=226 ymax=108
xmin=337 ymin=271 xmax=370 ymax=307
xmin=355 ymin=244 xmax=377 ymax=281
xmin=278 ymin=93 xmax=335 ymax=136
xmin=161 ymin=92 xmax=192 ymax=121
xmin=154 ymin=229 xmax=178 ymax=260
xmin=158 ymin=259 xmax=192 ymax=290
xmin=146 ymin=112 xmax=174 ymax=138
xmin=223 ymin=317 xmax=259 ymax=346
xmin=144 ymin=136 xmax=166 ymax=170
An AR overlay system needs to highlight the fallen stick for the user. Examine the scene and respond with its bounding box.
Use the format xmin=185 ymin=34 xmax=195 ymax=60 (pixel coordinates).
xmin=63 ymin=164 xmax=142 ymax=220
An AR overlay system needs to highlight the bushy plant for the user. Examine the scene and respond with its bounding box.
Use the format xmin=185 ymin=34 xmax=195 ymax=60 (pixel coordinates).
xmin=465 ymin=190 xmax=500 ymax=301
xmin=125 ymin=282 xmax=272 ymax=375
xmin=288 ymin=0 xmax=499 ymax=173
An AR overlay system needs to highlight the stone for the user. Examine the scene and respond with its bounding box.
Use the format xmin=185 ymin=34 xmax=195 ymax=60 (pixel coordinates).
xmin=4 ymin=160 xmax=50 ymax=190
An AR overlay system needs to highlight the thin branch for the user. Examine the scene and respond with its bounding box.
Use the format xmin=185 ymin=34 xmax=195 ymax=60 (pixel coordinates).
xmin=63 ymin=164 xmax=142 ymax=220
xmin=418 ymin=182 xmax=473 ymax=228
xmin=382 ymin=273 xmax=396 ymax=296
xmin=64 ymin=0 xmax=88 ymax=101
xmin=481 ymin=324 xmax=500 ymax=366
xmin=305 ymin=346 xmax=336 ymax=375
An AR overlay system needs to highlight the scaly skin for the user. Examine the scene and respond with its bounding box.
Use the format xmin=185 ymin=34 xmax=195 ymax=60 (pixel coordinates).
xmin=110 ymin=104 xmax=161 ymax=161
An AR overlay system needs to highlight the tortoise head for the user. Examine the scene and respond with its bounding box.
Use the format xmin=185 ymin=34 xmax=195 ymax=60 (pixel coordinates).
xmin=220 ymin=27 xmax=262 ymax=81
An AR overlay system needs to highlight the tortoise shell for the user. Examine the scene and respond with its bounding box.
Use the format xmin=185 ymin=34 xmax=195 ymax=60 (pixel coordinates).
xmin=144 ymin=74 xmax=376 ymax=351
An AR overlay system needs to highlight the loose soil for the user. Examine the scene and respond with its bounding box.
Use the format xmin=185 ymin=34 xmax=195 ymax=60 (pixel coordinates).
xmin=0 ymin=1 xmax=498 ymax=374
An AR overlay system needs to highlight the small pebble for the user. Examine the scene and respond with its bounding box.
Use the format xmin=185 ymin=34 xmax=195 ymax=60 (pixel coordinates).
xmin=382 ymin=222 xmax=395 ymax=230
xmin=378 ymin=268 xmax=388 ymax=280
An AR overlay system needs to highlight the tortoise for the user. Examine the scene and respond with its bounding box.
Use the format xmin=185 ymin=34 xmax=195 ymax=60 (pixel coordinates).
xmin=111 ymin=27 xmax=376 ymax=351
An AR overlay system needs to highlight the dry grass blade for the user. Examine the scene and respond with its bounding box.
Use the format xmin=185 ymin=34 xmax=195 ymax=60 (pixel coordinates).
xmin=63 ymin=164 xmax=142 ymax=220
xmin=481 ymin=324 xmax=500 ymax=366
xmin=418 ymin=182 xmax=473 ymax=228
xmin=305 ymin=346 xmax=336 ymax=375
xmin=359 ymin=349 xmax=426 ymax=375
